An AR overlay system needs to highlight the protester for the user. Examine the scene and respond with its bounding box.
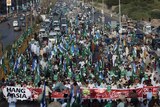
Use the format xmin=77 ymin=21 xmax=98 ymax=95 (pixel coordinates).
xmin=117 ymin=99 xmax=125 ymax=107
xmin=0 ymin=1 xmax=160 ymax=107
xmin=8 ymin=93 xmax=17 ymax=107
xmin=40 ymin=81 xmax=52 ymax=106
xmin=141 ymin=99 xmax=148 ymax=107
xmin=147 ymin=89 xmax=153 ymax=101
xmin=69 ymin=82 xmax=81 ymax=107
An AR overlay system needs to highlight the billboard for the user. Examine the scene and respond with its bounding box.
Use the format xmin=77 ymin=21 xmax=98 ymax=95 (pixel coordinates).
xmin=6 ymin=0 xmax=12 ymax=6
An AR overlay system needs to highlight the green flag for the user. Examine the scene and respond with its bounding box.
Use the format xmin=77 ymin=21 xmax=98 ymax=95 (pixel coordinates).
xmin=34 ymin=73 xmax=40 ymax=86
xmin=68 ymin=71 xmax=72 ymax=78
xmin=105 ymin=102 xmax=112 ymax=107
xmin=107 ymin=85 xmax=111 ymax=92
xmin=121 ymin=69 xmax=126 ymax=77
xmin=90 ymin=73 xmax=95 ymax=78
xmin=76 ymin=75 xmax=80 ymax=81
xmin=54 ymin=74 xmax=58 ymax=81
xmin=144 ymin=74 xmax=148 ymax=80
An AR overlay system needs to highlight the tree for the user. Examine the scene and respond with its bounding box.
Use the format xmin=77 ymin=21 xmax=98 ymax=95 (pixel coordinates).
xmin=150 ymin=9 xmax=160 ymax=19
xmin=105 ymin=0 xmax=119 ymax=9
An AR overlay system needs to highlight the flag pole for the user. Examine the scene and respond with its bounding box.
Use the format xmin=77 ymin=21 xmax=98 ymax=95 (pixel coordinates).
xmin=16 ymin=0 xmax=18 ymax=14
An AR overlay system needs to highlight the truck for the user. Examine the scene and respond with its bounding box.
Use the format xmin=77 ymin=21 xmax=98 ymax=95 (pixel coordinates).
xmin=137 ymin=21 xmax=152 ymax=35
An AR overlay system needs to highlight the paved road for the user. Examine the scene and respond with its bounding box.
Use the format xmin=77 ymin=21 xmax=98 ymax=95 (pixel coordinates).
xmin=0 ymin=2 xmax=116 ymax=51
xmin=0 ymin=17 xmax=26 ymax=49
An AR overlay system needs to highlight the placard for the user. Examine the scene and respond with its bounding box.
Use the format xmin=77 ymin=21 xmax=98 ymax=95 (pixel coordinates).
xmin=3 ymin=86 xmax=32 ymax=100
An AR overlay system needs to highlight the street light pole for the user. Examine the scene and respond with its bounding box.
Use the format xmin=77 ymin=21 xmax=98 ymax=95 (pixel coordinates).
xmin=6 ymin=6 xmax=8 ymax=17
xmin=102 ymin=0 xmax=104 ymax=33
xmin=119 ymin=0 xmax=121 ymax=29
xmin=16 ymin=0 xmax=18 ymax=13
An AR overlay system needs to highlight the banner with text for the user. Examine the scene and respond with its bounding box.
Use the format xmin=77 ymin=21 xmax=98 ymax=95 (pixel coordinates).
xmin=2 ymin=86 xmax=159 ymax=100
xmin=30 ymin=86 xmax=159 ymax=100
xmin=3 ymin=86 xmax=32 ymax=100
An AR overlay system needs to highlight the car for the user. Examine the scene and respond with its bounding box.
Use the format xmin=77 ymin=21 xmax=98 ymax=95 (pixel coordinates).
xmin=53 ymin=20 xmax=60 ymax=27
xmin=13 ymin=20 xmax=21 ymax=31
xmin=38 ymin=28 xmax=48 ymax=38
xmin=22 ymin=7 xmax=27 ymax=12
xmin=152 ymin=38 xmax=160 ymax=50
xmin=14 ymin=26 xmax=21 ymax=31
xmin=19 ymin=13 xmax=25 ymax=20
xmin=49 ymin=31 xmax=57 ymax=37
xmin=54 ymin=27 xmax=61 ymax=35
xmin=21 ymin=21 xmax=26 ymax=27
xmin=20 ymin=16 xmax=25 ymax=21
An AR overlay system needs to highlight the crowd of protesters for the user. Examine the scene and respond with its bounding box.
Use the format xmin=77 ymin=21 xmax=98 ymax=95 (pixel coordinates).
xmin=0 ymin=0 xmax=160 ymax=107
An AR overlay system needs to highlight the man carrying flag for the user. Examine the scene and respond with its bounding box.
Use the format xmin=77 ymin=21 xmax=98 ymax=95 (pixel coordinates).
xmin=40 ymin=82 xmax=46 ymax=107
xmin=69 ymin=82 xmax=81 ymax=107
xmin=13 ymin=58 xmax=19 ymax=73
xmin=0 ymin=56 xmax=7 ymax=74
xmin=41 ymin=81 xmax=52 ymax=107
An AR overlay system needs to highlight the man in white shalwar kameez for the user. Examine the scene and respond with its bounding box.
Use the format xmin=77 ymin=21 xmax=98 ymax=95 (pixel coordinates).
xmin=112 ymin=54 xmax=117 ymax=66
xmin=125 ymin=46 xmax=129 ymax=56
xmin=33 ymin=43 xmax=37 ymax=54
xmin=31 ymin=43 xmax=34 ymax=53
xmin=36 ymin=45 xmax=40 ymax=56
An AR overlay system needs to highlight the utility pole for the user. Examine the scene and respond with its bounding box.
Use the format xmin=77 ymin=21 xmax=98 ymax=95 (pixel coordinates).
xmin=102 ymin=0 xmax=104 ymax=33
xmin=7 ymin=6 xmax=8 ymax=17
xmin=26 ymin=14 xmax=28 ymax=31
xmin=6 ymin=0 xmax=11 ymax=17
xmin=119 ymin=0 xmax=122 ymax=44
